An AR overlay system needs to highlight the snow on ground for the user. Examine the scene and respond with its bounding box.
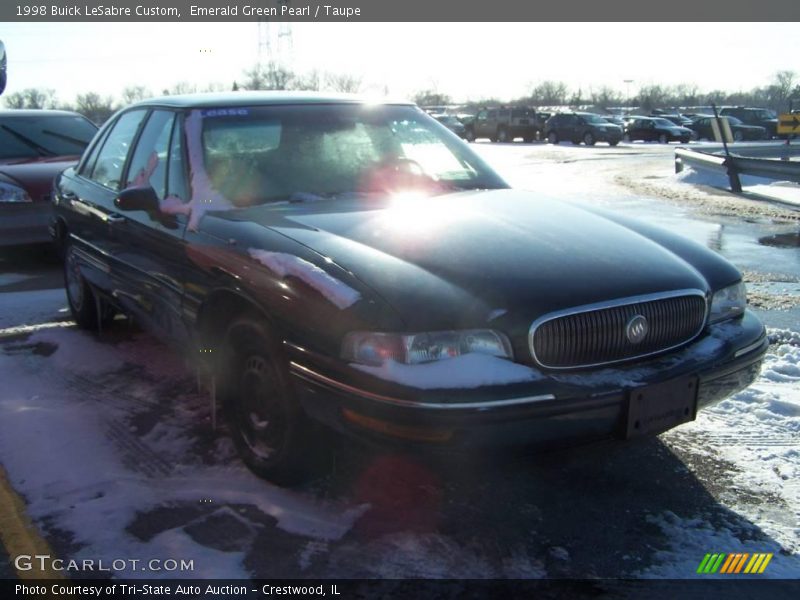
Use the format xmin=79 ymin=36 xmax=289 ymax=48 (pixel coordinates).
xmin=648 ymin=329 xmax=800 ymax=577
xmin=0 ymin=307 xmax=367 ymax=578
xmin=675 ymin=167 xmax=800 ymax=208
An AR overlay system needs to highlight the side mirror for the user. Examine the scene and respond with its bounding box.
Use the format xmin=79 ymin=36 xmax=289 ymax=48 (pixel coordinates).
xmin=115 ymin=186 xmax=160 ymax=212
xmin=0 ymin=41 xmax=7 ymax=96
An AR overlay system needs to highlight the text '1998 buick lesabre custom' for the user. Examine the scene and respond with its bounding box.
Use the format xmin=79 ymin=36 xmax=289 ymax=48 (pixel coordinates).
xmin=51 ymin=92 xmax=767 ymax=482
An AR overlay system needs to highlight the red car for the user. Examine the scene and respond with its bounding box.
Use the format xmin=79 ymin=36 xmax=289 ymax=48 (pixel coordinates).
xmin=0 ymin=109 xmax=97 ymax=246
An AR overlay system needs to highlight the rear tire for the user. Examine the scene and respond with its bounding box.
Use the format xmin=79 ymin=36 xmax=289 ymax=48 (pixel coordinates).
xmin=658 ymin=133 xmax=668 ymax=144
xmin=733 ymin=130 xmax=743 ymax=142
xmin=220 ymin=315 xmax=319 ymax=484
xmin=64 ymin=241 xmax=113 ymax=330
xmin=547 ymin=131 xmax=558 ymax=144
xmin=583 ymin=132 xmax=596 ymax=146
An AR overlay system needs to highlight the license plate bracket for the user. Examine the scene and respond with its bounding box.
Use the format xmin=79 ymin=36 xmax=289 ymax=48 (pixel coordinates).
xmin=625 ymin=375 xmax=699 ymax=438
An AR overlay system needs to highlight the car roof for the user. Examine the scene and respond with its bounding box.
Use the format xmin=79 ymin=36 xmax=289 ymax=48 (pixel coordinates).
xmin=0 ymin=109 xmax=89 ymax=118
xmin=131 ymin=91 xmax=415 ymax=109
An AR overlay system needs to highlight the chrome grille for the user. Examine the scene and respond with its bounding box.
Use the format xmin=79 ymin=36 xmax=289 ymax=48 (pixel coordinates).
xmin=529 ymin=291 xmax=707 ymax=369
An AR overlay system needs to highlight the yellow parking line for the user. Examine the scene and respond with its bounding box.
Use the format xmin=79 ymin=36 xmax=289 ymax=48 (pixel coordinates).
xmin=0 ymin=463 xmax=64 ymax=579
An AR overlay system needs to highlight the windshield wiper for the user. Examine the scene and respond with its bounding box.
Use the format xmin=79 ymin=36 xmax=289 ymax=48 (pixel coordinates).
xmin=42 ymin=129 xmax=91 ymax=148
xmin=0 ymin=125 xmax=57 ymax=157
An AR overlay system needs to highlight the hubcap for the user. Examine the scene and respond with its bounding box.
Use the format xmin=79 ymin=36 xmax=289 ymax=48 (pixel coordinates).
xmin=65 ymin=248 xmax=83 ymax=311
xmin=238 ymin=355 xmax=286 ymax=460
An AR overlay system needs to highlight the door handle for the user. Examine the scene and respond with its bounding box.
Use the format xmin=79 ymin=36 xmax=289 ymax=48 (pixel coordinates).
xmin=106 ymin=214 xmax=126 ymax=224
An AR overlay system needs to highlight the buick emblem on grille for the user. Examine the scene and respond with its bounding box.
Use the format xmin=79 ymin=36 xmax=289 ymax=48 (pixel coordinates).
xmin=626 ymin=314 xmax=649 ymax=344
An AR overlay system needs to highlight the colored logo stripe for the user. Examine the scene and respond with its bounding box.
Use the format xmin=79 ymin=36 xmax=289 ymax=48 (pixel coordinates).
xmin=698 ymin=553 xmax=773 ymax=574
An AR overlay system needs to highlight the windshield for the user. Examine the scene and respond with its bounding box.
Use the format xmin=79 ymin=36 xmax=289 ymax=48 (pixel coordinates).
xmin=199 ymin=104 xmax=506 ymax=206
xmin=652 ymin=118 xmax=678 ymax=127
xmin=0 ymin=114 xmax=97 ymax=159
xmin=582 ymin=114 xmax=608 ymax=124
xmin=752 ymin=109 xmax=776 ymax=120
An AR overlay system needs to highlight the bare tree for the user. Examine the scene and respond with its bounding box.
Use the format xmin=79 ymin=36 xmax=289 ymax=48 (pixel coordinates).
xmin=2 ymin=87 xmax=57 ymax=109
xmin=75 ymin=92 xmax=116 ymax=124
xmin=293 ymin=69 xmax=321 ymax=91
xmin=324 ymin=72 xmax=362 ymax=94
xmin=413 ymin=89 xmax=451 ymax=107
xmin=121 ymin=85 xmax=151 ymax=105
xmin=529 ymin=81 xmax=569 ymax=106
xmin=590 ymin=86 xmax=623 ymax=109
xmin=241 ymin=62 xmax=295 ymax=91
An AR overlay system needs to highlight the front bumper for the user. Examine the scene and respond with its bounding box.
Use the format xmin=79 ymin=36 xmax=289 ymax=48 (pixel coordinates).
xmin=287 ymin=312 xmax=767 ymax=450
xmin=0 ymin=202 xmax=54 ymax=246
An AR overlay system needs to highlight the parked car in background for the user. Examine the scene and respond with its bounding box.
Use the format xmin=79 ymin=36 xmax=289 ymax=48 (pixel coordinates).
xmin=602 ymin=115 xmax=625 ymax=127
xmin=623 ymin=116 xmax=693 ymax=144
xmin=719 ymin=107 xmax=779 ymax=138
xmin=464 ymin=107 xmax=545 ymax=143
xmin=0 ymin=109 xmax=98 ymax=246
xmin=544 ymin=112 xmax=622 ymax=146
xmin=52 ymin=92 xmax=766 ymax=483
xmin=651 ymin=112 xmax=694 ymax=127
xmin=433 ymin=114 xmax=467 ymax=138
xmin=687 ymin=115 xmax=768 ymax=142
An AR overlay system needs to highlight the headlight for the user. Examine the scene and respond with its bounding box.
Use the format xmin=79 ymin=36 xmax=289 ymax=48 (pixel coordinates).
xmin=709 ymin=282 xmax=746 ymax=323
xmin=342 ymin=329 xmax=513 ymax=366
xmin=0 ymin=181 xmax=32 ymax=203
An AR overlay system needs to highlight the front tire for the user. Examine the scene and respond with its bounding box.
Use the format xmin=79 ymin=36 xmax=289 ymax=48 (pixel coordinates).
xmin=658 ymin=133 xmax=668 ymax=144
xmin=220 ymin=315 xmax=318 ymax=484
xmin=583 ymin=132 xmax=596 ymax=146
xmin=547 ymin=131 xmax=558 ymax=144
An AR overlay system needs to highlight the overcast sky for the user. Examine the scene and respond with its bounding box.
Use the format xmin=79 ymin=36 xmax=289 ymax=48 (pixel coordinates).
xmin=2 ymin=22 xmax=798 ymax=103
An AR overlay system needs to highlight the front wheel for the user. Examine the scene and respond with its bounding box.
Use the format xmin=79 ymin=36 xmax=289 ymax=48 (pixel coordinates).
xmin=547 ymin=131 xmax=558 ymax=144
xmin=221 ymin=316 xmax=318 ymax=484
xmin=658 ymin=133 xmax=668 ymax=144
xmin=733 ymin=130 xmax=744 ymax=142
xmin=583 ymin=132 xmax=596 ymax=146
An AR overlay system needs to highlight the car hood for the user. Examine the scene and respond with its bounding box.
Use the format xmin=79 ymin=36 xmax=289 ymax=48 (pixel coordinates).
xmin=0 ymin=156 xmax=79 ymax=201
xmin=235 ymin=189 xmax=716 ymax=331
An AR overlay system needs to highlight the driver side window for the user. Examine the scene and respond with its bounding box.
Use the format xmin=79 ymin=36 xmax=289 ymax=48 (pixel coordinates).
xmin=124 ymin=110 xmax=175 ymax=199
xmin=87 ymin=109 xmax=147 ymax=190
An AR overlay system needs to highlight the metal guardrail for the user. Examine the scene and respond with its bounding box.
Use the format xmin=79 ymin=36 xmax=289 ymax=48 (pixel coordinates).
xmin=674 ymin=144 xmax=800 ymax=193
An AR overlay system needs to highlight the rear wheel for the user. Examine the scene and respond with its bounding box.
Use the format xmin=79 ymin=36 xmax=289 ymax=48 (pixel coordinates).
xmin=609 ymin=140 xmax=620 ymax=146
xmin=658 ymin=133 xmax=668 ymax=144
xmin=220 ymin=315 xmax=318 ymax=484
xmin=547 ymin=131 xmax=558 ymax=144
xmin=733 ymin=130 xmax=744 ymax=142
xmin=64 ymin=241 xmax=113 ymax=330
xmin=583 ymin=132 xmax=596 ymax=146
